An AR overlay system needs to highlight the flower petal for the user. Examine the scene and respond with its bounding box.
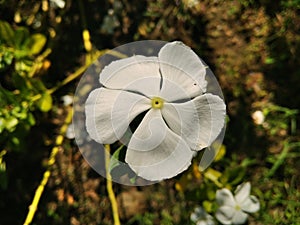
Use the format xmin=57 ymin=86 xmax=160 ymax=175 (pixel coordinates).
xmin=125 ymin=109 xmax=194 ymax=181
xmin=191 ymin=207 xmax=206 ymax=221
xmin=193 ymin=94 xmax=226 ymax=149
xmin=231 ymin=210 xmax=248 ymax=225
xmin=162 ymin=93 xmax=226 ymax=150
xmin=85 ymin=88 xmax=151 ymax=144
xmin=190 ymin=212 xmax=199 ymax=223
xmin=215 ymin=206 xmax=235 ymax=225
xmin=235 ymin=182 xmax=251 ymax=204
xmin=198 ymin=146 xmax=217 ymax=171
xmin=159 ymin=76 xmax=194 ymax=102
xmin=158 ymin=41 xmax=207 ymax=100
xmin=99 ymin=55 xmax=161 ymax=96
xmin=216 ymin=188 xmax=236 ymax=207
xmin=241 ymin=195 xmax=260 ymax=213
xmin=191 ymin=207 xmax=215 ymax=225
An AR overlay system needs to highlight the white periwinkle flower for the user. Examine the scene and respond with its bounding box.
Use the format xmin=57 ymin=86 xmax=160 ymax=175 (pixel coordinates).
xmin=215 ymin=182 xmax=260 ymax=225
xmin=50 ymin=0 xmax=66 ymax=9
xmin=61 ymin=95 xmax=73 ymax=106
xmin=251 ymin=110 xmax=264 ymax=125
xmin=191 ymin=207 xmax=215 ymax=225
xmin=65 ymin=123 xmax=75 ymax=139
xmin=85 ymin=41 xmax=226 ymax=181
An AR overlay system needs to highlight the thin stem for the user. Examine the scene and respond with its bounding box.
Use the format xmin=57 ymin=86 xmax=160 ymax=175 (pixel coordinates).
xmin=46 ymin=49 xmax=126 ymax=96
xmin=23 ymin=107 xmax=73 ymax=225
xmin=47 ymin=62 xmax=90 ymax=94
xmin=78 ymin=0 xmax=92 ymax=53
xmin=104 ymin=144 xmax=121 ymax=225
xmin=265 ymin=141 xmax=289 ymax=179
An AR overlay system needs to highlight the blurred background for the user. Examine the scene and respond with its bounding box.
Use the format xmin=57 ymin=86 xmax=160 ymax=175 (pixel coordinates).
xmin=0 ymin=0 xmax=299 ymax=224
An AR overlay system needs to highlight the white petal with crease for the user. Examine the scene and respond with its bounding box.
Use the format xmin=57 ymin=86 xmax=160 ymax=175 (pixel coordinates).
xmin=231 ymin=211 xmax=248 ymax=225
xmin=235 ymin=182 xmax=251 ymax=204
xmin=126 ymin=109 xmax=194 ymax=181
xmin=159 ymin=41 xmax=207 ymax=99
xmin=159 ymin=77 xmax=193 ymax=102
xmin=85 ymin=88 xmax=151 ymax=144
xmin=241 ymin=195 xmax=260 ymax=213
xmin=162 ymin=93 xmax=226 ymax=150
xmin=216 ymin=189 xmax=236 ymax=207
xmin=198 ymin=146 xmax=217 ymax=171
xmin=100 ymin=55 xmax=161 ymax=96
xmin=215 ymin=206 xmax=235 ymax=225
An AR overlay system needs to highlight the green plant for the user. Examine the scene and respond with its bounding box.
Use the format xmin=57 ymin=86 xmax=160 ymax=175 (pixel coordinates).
xmin=0 ymin=20 xmax=51 ymax=189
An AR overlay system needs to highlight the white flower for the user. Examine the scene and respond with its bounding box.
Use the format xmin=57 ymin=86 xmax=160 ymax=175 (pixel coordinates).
xmin=65 ymin=123 xmax=75 ymax=139
xmin=251 ymin=110 xmax=264 ymax=125
xmin=185 ymin=0 xmax=200 ymax=8
xmin=50 ymin=0 xmax=66 ymax=9
xmin=61 ymin=95 xmax=73 ymax=106
xmin=191 ymin=207 xmax=215 ymax=225
xmin=85 ymin=41 xmax=226 ymax=181
xmin=215 ymin=182 xmax=260 ymax=225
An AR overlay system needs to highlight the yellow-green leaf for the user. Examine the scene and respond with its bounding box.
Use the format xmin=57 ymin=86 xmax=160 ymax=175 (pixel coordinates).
xmin=214 ymin=144 xmax=226 ymax=162
xmin=5 ymin=117 xmax=18 ymax=131
xmin=0 ymin=20 xmax=15 ymax=46
xmin=25 ymin=34 xmax=47 ymax=55
xmin=37 ymin=93 xmax=52 ymax=112
xmin=204 ymin=168 xmax=222 ymax=187
xmin=14 ymin=27 xmax=30 ymax=48
xmin=203 ymin=200 xmax=213 ymax=213
xmin=27 ymin=113 xmax=36 ymax=126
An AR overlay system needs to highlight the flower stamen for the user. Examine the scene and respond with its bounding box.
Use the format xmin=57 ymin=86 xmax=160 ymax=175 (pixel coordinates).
xmin=235 ymin=205 xmax=241 ymax=211
xmin=151 ymin=97 xmax=164 ymax=109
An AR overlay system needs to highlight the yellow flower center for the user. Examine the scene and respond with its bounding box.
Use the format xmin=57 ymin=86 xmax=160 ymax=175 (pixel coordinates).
xmin=235 ymin=205 xmax=241 ymax=211
xmin=151 ymin=97 xmax=164 ymax=109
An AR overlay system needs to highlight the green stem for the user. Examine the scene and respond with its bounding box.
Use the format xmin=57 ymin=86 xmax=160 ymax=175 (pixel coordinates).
xmin=23 ymin=108 xmax=73 ymax=225
xmin=265 ymin=141 xmax=295 ymax=179
xmin=105 ymin=144 xmax=121 ymax=225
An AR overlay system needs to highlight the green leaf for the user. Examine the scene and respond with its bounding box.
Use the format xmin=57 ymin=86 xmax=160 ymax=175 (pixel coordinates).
xmin=11 ymin=136 xmax=20 ymax=146
xmin=265 ymin=57 xmax=275 ymax=64
xmin=27 ymin=112 xmax=36 ymax=126
xmin=14 ymin=27 xmax=30 ymax=48
xmin=31 ymin=78 xmax=48 ymax=92
xmin=203 ymin=200 xmax=213 ymax=213
xmin=0 ymin=86 xmax=12 ymax=105
xmin=5 ymin=117 xmax=18 ymax=131
xmin=204 ymin=168 xmax=222 ymax=187
xmin=0 ymin=151 xmax=7 ymax=173
xmin=0 ymin=20 xmax=15 ymax=46
xmin=109 ymin=145 xmax=136 ymax=180
xmin=221 ymin=166 xmax=246 ymax=186
xmin=11 ymin=73 xmax=28 ymax=92
xmin=37 ymin=92 xmax=52 ymax=112
xmin=14 ymin=59 xmax=33 ymax=73
xmin=0 ymin=49 xmax=14 ymax=69
xmin=109 ymin=145 xmax=126 ymax=172
xmin=0 ymin=118 xmax=5 ymax=133
xmin=129 ymin=176 xmax=137 ymax=184
xmin=206 ymin=187 xmax=216 ymax=200
xmin=24 ymin=33 xmax=47 ymax=55
xmin=214 ymin=144 xmax=226 ymax=161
